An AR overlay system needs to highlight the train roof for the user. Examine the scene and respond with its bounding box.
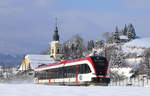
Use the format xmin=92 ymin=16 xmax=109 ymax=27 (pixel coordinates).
xmin=35 ymin=56 xmax=106 ymax=69
xmin=35 ymin=56 xmax=90 ymax=69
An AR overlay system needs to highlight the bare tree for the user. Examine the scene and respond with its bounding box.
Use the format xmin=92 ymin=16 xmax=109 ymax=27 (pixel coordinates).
xmin=61 ymin=34 xmax=85 ymax=59
xmin=143 ymin=48 xmax=150 ymax=75
xmin=87 ymin=40 xmax=95 ymax=51
xmin=102 ymin=32 xmax=110 ymax=41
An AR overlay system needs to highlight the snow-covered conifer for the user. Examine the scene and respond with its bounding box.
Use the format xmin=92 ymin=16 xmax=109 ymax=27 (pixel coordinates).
xmin=113 ymin=26 xmax=120 ymax=43
xmin=127 ymin=24 xmax=136 ymax=40
xmin=87 ymin=40 xmax=95 ymax=51
xmin=123 ymin=24 xmax=128 ymax=36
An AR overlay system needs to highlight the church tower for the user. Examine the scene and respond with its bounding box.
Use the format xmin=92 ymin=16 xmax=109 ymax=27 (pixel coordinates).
xmin=50 ymin=18 xmax=62 ymax=60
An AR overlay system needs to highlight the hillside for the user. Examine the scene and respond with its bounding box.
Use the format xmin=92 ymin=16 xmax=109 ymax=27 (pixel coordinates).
xmin=123 ymin=37 xmax=150 ymax=55
xmin=125 ymin=37 xmax=150 ymax=48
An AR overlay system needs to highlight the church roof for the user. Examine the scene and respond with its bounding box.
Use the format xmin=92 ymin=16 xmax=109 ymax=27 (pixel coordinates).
xmin=25 ymin=54 xmax=58 ymax=69
xmin=53 ymin=26 xmax=59 ymax=41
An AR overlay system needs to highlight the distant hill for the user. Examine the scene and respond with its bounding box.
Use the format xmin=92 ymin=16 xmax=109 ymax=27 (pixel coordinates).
xmin=0 ymin=53 xmax=23 ymax=67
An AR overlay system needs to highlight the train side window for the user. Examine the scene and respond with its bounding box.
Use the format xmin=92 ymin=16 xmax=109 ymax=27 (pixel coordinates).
xmin=63 ymin=67 xmax=67 ymax=78
xmin=59 ymin=67 xmax=63 ymax=78
xmin=73 ymin=65 xmax=76 ymax=77
xmin=47 ymin=69 xmax=51 ymax=79
xmin=45 ymin=70 xmax=47 ymax=79
xmin=78 ymin=64 xmax=91 ymax=74
xmin=65 ymin=67 xmax=69 ymax=77
xmin=69 ymin=66 xmax=72 ymax=77
xmin=67 ymin=66 xmax=70 ymax=78
xmin=85 ymin=64 xmax=91 ymax=73
xmin=54 ymin=68 xmax=57 ymax=78
xmin=78 ymin=64 xmax=83 ymax=74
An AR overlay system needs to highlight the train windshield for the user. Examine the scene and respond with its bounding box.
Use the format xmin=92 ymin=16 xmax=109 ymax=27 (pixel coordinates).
xmin=91 ymin=56 xmax=108 ymax=75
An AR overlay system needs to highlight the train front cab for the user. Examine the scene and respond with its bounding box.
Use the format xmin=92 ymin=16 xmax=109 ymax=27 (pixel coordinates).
xmin=90 ymin=56 xmax=110 ymax=85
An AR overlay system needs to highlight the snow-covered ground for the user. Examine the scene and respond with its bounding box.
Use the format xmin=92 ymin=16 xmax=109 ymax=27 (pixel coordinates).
xmin=0 ymin=84 xmax=150 ymax=96
xmin=125 ymin=38 xmax=150 ymax=48
xmin=122 ymin=37 xmax=150 ymax=55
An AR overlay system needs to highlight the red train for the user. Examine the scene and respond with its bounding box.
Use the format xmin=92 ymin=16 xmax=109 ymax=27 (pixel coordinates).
xmin=34 ymin=56 xmax=110 ymax=86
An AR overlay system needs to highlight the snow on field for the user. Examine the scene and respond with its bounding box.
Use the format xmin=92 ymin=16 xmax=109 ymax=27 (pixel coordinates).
xmin=0 ymin=84 xmax=150 ymax=96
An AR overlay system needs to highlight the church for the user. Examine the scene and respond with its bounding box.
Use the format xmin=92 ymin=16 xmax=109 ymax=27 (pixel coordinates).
xmin=50 ymin=23 xmax=63 ymax=60
xmin=18 ymin=22 xmax=63 ymax=72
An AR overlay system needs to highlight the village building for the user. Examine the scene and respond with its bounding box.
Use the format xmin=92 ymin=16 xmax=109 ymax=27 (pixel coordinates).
xmin=17 ymin=55 xmax=57 ymax=72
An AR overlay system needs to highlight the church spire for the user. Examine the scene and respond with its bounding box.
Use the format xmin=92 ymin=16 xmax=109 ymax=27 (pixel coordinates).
xmin=53 ymin=18 xmax=59 ymax=41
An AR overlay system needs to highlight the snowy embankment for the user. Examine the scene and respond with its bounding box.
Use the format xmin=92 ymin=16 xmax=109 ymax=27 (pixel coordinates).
xmin=0 ymin=84 xmax=150 ymax=96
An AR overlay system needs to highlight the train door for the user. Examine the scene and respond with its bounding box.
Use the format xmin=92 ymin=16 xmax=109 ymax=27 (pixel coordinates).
xmin=77 ymin=64 xmax=92 ymax=84
xmin=62 ymin=66 xmax=65 ymax=85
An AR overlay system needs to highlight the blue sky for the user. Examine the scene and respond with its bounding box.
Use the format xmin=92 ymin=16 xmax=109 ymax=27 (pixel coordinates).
xmin=0 ymin=0 xmax=150 ymax=54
